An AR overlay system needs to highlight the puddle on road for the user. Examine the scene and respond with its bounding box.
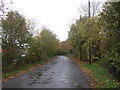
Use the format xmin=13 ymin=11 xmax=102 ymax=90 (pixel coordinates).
xmin=34 ymin=81 xmax=49 ymax=85
xmin=60 ymin=78 xmax=68 ymax=83
xmin=29 ymin=80 xmax=49 ymax=86
xmin=29 ymin=75 xmax=53 ymax=86
xmin=29 ymin=79 xmax=49 ymax=86
xmin=71 ymin=77 xmax=75 ymax=79
xmin=46 ymin=76 xmax=53 ymax=80
xmin=38 ymin=73 xmax=42 ymax=76
xmin=36 ymin=73 xmax=42 ymax=79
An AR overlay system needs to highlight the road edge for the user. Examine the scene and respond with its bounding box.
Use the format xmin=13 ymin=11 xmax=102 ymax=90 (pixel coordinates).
xmin=66 ymin=55 xmax=96 ymax=88
xmin=2 ymin=56 xmax=57 ymax=83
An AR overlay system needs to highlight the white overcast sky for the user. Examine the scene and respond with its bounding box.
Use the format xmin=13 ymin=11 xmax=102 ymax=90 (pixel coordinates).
xmin=11 ymin=0 xmax=106 ymax=41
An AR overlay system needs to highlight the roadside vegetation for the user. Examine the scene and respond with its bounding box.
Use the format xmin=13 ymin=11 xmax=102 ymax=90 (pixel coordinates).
xmin=1 ymin=11 xmax=59 ymax=79
xmin=68 ymin=56 xmax=119 ymax=88
xmin=1 ymin=3 xmax=59 ymax=79
xmin=1 ymin=0 xmax=120 ymax=88
xmin=81 ymin=61 xmax=119 ymax=88
xmin=68 ymin=1 xmax=120 ymax=88
xmin=2 ymin=57 xmax=56 ymax=81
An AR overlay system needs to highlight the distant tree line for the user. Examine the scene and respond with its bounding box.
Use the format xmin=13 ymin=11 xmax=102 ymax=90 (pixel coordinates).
xmin=57 ymin=40 xmax=72 ymax=55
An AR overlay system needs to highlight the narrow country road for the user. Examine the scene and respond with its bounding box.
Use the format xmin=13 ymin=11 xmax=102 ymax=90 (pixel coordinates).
xmin=3 ymin=56 xmax=91 ymax=88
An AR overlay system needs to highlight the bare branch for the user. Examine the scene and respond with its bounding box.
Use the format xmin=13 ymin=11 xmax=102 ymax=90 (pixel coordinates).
xmin=78 ymin=0 xmax=102 ymax=17
xmin=0 ymin=0 xmax=12 ymax=18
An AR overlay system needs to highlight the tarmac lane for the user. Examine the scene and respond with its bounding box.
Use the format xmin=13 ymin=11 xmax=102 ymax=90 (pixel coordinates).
xmin=2 ymin=56 xmax=91 ymax=88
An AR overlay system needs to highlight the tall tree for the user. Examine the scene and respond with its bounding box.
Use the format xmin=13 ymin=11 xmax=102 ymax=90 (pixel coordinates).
xmin=99 ymin=2 xmax=120 ymax=78
xmin=99 ymin=2 xmax=120 ymax=52
xmin=68 ymin=16 xmax=88 ymax=60
xmin=27 ymin=28 xmax=59 ymax=63
xmin=39 ymin=29 xmax=59 ymax=57
xmin=2 ymin=11 xmax=31 ymax=70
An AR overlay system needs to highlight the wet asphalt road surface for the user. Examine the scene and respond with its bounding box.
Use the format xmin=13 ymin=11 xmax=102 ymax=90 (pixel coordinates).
xmin=3 ymin=56 xmax=91 ymax=88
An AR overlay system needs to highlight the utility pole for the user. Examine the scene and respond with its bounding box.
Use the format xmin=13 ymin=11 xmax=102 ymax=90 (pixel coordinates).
xmin=88 ymin=0 xmax=92 ymax=65
xmin=88 ymin=0 xmax=90 ymax=18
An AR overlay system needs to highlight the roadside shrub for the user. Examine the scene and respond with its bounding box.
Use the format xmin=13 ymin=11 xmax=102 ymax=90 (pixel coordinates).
xmin=82 ymin=43 xmax=89 ymax=61
xmin=103 ymin=49 xmax=120 ymax=80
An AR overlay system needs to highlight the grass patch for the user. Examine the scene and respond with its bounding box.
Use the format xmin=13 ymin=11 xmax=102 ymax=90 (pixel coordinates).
xmin=2 ymin=64 xmax=32 ymax=78
xmin=81 ymin=62 xmax=119 ymax=88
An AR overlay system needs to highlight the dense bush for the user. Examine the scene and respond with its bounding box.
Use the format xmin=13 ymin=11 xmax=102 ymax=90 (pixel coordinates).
xmin=2 ymin=11 xmax=31 ymax=72
xmin=82 ymin=43 xmax=89 ymax=61
xmin=26 ymin=29 xmax=59 ymax=64
xmin=104 ymin=49 xmax=120 ymax=80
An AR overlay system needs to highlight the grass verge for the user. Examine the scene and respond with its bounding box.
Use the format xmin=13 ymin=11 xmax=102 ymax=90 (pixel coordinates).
xmin=2 ymin=56 xmax=56 ymax=82
xmin=81 ymin=62 xmax=119 ymax=88
xmin=68 ymin=56 xmax=120 ymax=88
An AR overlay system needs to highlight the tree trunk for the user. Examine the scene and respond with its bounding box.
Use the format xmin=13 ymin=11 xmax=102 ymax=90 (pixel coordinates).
xmin=88 ymin=0 xmax=92 ymax=65
xmin=89 ymin=42 xmax=92 ymax=64
xmin=80 ymin=47 xmax=82 ymax=60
